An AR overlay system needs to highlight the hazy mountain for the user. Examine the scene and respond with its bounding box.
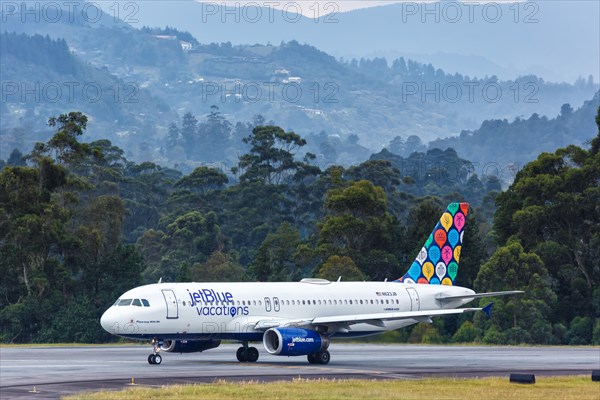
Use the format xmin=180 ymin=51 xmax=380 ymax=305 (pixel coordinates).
xmin=426 ymin=91 xmax=600 ymax=177
xmin=0 ymin=31 xmax=177 ymax=160
xmin=1 ymin=1 xmax=598 ymax=167
xmin=100 ymin=0 xmax=599 ymax=83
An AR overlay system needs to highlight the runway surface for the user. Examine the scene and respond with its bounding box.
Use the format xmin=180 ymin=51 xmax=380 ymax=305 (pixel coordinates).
xmin=1 ymin=344 xmax=599 ymax=399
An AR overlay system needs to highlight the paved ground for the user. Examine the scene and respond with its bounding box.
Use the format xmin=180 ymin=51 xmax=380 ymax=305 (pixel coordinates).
xmin=1 ymin=344 xmax=599 ymax=399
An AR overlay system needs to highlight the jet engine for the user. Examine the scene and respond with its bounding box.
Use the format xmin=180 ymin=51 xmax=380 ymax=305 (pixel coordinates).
xmin=262 ymin=328 xmax=329 ymax=356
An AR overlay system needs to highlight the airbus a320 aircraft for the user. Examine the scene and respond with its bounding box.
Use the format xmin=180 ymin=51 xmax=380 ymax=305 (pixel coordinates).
xmin=100 ymin=203 xmax=521 ymax=365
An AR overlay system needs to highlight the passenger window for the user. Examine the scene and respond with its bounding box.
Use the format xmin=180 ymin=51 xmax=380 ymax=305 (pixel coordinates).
xmin=118 ymin=299 xmax=132 ymax=306
xmin=370 ymin=300 xmax=374 ymax=304
xmin=334 ymin=300 xmax=337 ymax=305
xmin=302 ymin=300 xmax=306 ymax=305
xmin=349 ymin=300 xmax=353 ymax=305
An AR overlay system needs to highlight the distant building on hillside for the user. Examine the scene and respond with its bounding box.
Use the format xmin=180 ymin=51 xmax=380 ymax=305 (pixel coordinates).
xmin=153 ymin=35 xmax=177 ymax=40
xmin=180 ymin=41 xmax=193 ymax=52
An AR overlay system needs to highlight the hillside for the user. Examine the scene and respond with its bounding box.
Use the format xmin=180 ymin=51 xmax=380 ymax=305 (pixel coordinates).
xmin=0 ymin=32 xmax=176 ymax=159
xmin=1 ymin=2 xmax=598 ymax=167
xmin=427 ymin=91 xmax=600 ymax=171
xmin=102 ymin=1 xmax=599 ymax=83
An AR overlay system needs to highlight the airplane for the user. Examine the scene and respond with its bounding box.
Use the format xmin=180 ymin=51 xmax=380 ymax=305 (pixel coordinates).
xmin=100 ymin=202 xmax=522 ymax=365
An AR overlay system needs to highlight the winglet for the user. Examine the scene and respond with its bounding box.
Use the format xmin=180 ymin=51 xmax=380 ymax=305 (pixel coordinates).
xmin=482 ymin=303 xmax=494 ymax=318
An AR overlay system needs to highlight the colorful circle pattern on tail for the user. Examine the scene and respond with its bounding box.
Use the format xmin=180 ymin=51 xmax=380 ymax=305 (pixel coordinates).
xmin=400 ymin=203 xmax=469 ymax=285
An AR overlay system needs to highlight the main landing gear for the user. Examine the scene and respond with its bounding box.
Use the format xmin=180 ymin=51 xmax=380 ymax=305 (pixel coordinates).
xmin=148 ymin=338 xmax=162 ymax=365
xmin=307 ymin=350 xmax=330 ymax=365
xmin=236 ymin=341 xmax=259 ymax=363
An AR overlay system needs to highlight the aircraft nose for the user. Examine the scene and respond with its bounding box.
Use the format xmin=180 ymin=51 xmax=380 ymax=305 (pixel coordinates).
xmin=100 ymin=308 xmax=117 ymax=334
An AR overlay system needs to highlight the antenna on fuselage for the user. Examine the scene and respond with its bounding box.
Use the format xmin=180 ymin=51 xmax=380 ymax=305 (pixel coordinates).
xmin=337 ymin=276 xmax=341 ymax=282
xmin=158 ymin=277 xmax=162 ymax=284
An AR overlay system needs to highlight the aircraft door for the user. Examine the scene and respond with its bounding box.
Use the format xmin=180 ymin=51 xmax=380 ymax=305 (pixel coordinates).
xmin=162 ymin=289 xmax=179 ymax=319
xmin=264 ymin=297 xmax=272 ymax=312
xmin=273 ymin=297 xmax=280 ymax=312
xmin=405 ymin=287 xmax=420 ymax=311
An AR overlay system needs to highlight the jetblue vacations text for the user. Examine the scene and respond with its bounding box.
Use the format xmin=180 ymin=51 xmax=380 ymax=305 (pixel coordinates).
xmin=187 ymin=288 xmax=249 ymax=318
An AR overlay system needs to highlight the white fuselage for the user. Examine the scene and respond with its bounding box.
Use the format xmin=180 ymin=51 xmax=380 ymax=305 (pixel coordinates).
xmin=100 ymin=280 xmax=476 ymax=341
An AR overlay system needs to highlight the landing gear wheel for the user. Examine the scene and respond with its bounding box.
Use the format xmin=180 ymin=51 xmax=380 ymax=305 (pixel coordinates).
xmin=236 ymin=347 xmax=248 ymax=362
xmin=148 ymin=354 xmax=155 ymax=364
xmin=246 ymin=347 xmax=259 ymax=363
xmin=307 ymin=353 xmax=318 ymax=364
xmin=153 ymin=354 xmax=162 ymax=365
xmin=316 ymin=350 xmax=330 ymax=365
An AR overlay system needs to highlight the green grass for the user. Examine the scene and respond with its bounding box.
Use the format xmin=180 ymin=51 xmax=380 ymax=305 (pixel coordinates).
xmin=64 ymin=376 xmax=599 ymax=400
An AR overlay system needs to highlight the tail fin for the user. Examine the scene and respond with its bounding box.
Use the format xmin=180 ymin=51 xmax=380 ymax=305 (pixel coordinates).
xmin=398 ymin=202 xmax=469 ymax=285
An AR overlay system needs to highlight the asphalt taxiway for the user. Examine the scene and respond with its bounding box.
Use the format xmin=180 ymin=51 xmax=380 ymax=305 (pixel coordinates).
xmin=1 ymin=344 xmax=599 ymax=399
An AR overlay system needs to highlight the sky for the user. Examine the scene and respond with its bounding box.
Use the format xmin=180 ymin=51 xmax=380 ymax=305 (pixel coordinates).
xmin=196 ymin=0 xmax=404 ymax=16
xmin=195 ymin=0 xmax=526 ymax=16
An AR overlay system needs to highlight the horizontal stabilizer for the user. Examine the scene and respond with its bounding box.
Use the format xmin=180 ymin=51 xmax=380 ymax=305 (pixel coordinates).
xmin=436 ymin=290 xmax=524 ymax=302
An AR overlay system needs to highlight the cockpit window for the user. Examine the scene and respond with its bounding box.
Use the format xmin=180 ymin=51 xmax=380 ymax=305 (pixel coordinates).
xmin=113 ymin=299 xmax=120 ymax=306
xmin=118 ymin=299 xmax=132 ymax=306
xmin=132 ymin=299 xmax=142 ymax=307
xmin=141 ymin=299 xmax=150 ymax=307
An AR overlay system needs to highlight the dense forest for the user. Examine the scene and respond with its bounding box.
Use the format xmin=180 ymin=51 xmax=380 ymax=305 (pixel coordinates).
xmin=1 ymin=110 xmax=599 ymax=345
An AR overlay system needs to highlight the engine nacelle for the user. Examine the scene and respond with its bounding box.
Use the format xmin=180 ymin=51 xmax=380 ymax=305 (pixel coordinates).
xmin=263 ymin=328 xmax=329 ymax=356
xmin=160 ymin=339 xmax=221 ymax=353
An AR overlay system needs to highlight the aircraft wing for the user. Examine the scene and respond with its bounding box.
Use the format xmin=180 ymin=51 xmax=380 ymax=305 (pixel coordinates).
xmin=253 ymin=307 xmax=485 ymax=330
xmin=310 ymin=307 xmax=483 ymax=326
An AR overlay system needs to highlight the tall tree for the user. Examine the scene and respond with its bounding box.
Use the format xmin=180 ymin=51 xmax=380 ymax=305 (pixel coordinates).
xmin=236 ymin=125 xmax=316 ymax=184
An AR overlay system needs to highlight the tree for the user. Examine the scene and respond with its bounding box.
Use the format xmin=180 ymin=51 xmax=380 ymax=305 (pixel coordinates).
xmin=316 ymin=255 xmax=366 ymax=281
xmin=473 ymin=240 xmax=556 ymax=344
xmin=191 ymin=251 xmax=248 ymax=282
xmin=318 ymin=180 xmax=401 ymax=280
xmin=345 ymin=160 xmax=401 ymax=195
xmin=180 ymin=112 xmax=198 ymax=159
xmin=249 ymin=223 xmax=304 ymax=281
xmin=197 ymin=105 xmax=232 ymax=162
xmin=237 ymin=125 xmax=315 ymax=184
xmin=32 ymin=112 xmax=92 ymax=173
xmin=165 ymin=122 xmax=181 ymax=155
xmin=175 ymin=167 xmax=228 ymax=193
xmin=6 ymin=149 xmax=26 ymax=166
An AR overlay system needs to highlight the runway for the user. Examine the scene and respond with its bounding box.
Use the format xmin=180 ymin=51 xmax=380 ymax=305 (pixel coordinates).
xmin=1 ymin=344 xmax=599 ymax=399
